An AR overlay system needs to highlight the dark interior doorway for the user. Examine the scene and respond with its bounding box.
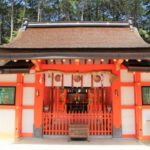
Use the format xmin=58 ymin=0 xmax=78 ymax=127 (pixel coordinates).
xmin=66 ymin=87 xmax=88 ymax=113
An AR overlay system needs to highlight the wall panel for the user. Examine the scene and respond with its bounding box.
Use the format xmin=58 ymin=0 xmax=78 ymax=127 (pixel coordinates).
xmin=24 ymin=74 xmax=35 ymax=83
xmin=121 ymin=87 xmax=134 ymax=105
xmin=141 ymin=73 xmax=150 ymax=82
xmin=142 ymin=109 xmax=150 ymax=136
xmin=0 ymin=110 xmax=15 ymax=135
xmin=120 ymin=70 xmax=134 ymax=83
xmin=22 ymin=109 xmax=34 ymax=133
xmin=0 ymin=74 xmax=17 ymax=83
xmin=23 ymin=87 xmax=35 ymax=106
xmin=122 ymin=109 xmax=135 ymax=134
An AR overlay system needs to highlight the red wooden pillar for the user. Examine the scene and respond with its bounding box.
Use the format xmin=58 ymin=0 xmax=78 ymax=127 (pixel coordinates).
xmin=34 ymin=74 xmax=44 ymax=137
xmin=134 ymin=73 xmax=143 ymax=140
xmin=15 ymin=74 xmax=23 ymax=138
xmin=111 ymin=69 xmax=122 ymax=138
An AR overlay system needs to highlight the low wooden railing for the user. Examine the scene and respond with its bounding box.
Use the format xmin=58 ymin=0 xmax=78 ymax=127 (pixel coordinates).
xmin=43 ymin=111 xmax=112 ymax=136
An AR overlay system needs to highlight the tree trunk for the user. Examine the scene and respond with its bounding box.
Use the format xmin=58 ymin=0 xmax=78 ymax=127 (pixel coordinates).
xmin=96 ymin=0 xmax=99 ymax=20
xmin=10 ymin=0 xmax=14 ymax=42
xmin=22 ymin=0 xmax=27 ymax=21
xmin=37 ymin=0 xmax=42 ymax=22
xmin=81 ymin=10 xmax=84 ymax=21
xmin=80 ymin=1 xmax=85 ymax=21
xmin=0 ymin=15 xmax=2 ymax=44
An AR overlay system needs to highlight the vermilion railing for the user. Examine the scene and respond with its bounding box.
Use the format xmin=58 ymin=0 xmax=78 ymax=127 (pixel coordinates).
xmin=43 ymin=111 xmax=112 ymax=136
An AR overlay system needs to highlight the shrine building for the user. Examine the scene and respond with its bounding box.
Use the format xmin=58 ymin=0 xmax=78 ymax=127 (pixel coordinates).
xmin=0 ymin=21 xmax=150 ymax=140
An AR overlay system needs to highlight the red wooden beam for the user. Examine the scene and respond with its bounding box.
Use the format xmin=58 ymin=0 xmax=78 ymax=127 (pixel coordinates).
xmin=111 ymin=69 xmax=122 ymax=137
xmin=34 ymin=74 xmax=45 ymax=137
xmin=15 ymin=74 xmax=23 ymax=138
xmin=41 ymin=64 xmax=114 ymax=73
xmin=134 ymin=72 xmax=143 ymax=140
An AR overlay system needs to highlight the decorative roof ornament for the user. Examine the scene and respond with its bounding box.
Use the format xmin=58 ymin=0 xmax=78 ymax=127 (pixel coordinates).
xmin=128 ymin=17 xmax=134 ymax=31
xmin=22 ymin=18 xmax=29 ymax=31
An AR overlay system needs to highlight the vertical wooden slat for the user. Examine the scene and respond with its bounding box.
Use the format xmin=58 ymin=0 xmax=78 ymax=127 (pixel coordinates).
xmin=62 ymin=112 xmax=64 ymax=135
xmin=110 ymin=113 xmax=113 ymax=134
xmin=53 ymin=113 xmax=55 ymax=135
xmin=58 ymin=113 xmax=60 ymax=135
xmin=109 ymin=113 xmax=112 ymax=135
xmin=92 ymin=112 xmax=94 ymax=135
xmin=52 ymin=113 xmax=54 ymax=135
xmin=102 ymin=113 xmax=104 ymax=135
xmin=104 ymin=111 xmax=106 ymax=135
xmin=66 ymin=112 xmax=68 ymax=135
xmin=49 ymin=113 xmax=50 ymax=135
xmin=47 ymin=113 xmax=48 ymax=135
xmin=95 ymin=113 xmax=97 ymax=135
xmin=106 ymin=113 xmax=108 ymax=135
xmin=63 ymin=113 xmax=64 ymax=135
xmin=43 ymin=113 xmax=45 ymax=134
xmin=98 ymin=113 xmax=100 ymax=135
xmin=45 ymin=113 xmax=47 ymax=135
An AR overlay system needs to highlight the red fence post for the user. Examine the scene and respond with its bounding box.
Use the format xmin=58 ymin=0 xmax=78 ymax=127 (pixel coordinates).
xmin=42 ymin=111 xmax=112 ymax=136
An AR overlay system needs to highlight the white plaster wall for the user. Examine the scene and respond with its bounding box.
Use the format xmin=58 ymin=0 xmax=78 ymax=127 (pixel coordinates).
xmin=122 ymin=109 xmax=135 ymax=134
xmin=141 ymin=73 xmax=150 ymax=82
xmin=23 ymin=87 xmax=35 ymax=106
xmin=24 ymin=74 xmax=35 ymax=83
xmin=121 ymin=87 xmax=134 ymax=105
xmin=22 ymin=109 xmax=34 ymax=133
xmin=83 ymin=74 xmax=91 ymax=87
xmin=0 ymin=74 xmax=17 ymax=83
xmin=0 ymin=110 xmax=15 ymax=134
xmin=142 ymin=109 xmax=150 ymax=136
xmin=120 ymin=69 xmax=134 ymax=83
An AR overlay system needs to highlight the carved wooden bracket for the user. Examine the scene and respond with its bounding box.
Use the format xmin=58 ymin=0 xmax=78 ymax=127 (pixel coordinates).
xmin=32 ymin=60 xmax=41 ymax=71
xmin=116 ymin=59 xmax=124 ymax=71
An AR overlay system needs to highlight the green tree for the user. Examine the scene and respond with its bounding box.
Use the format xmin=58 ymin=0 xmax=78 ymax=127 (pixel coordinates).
xmin=141 ymin=0 xmax=150 ymax=43
xmin=0 ymin=0 xmax=149 ymax=44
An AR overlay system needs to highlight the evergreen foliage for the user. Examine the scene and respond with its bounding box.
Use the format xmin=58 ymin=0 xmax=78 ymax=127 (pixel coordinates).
xmin=0 ymin=0 xmax=149 ymax=43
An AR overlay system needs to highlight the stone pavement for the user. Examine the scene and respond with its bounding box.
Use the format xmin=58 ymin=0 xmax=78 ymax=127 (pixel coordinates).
xmin=0 ymin=137 xmax=150 ymax=150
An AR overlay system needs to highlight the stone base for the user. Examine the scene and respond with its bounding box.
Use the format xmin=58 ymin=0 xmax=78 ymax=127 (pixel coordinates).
xmin=112 ymin=127 xmax=122 ymax=138
xmin=33 ymin=126 xmax=43 ymax=138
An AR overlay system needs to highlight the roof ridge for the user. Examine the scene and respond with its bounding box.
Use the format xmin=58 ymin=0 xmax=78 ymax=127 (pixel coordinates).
xmin=23 ymin=21 xmax=130 ymax=28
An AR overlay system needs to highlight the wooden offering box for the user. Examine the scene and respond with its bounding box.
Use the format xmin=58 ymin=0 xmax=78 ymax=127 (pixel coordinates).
xmin=69 ymin=124 xmax=89 ymax=140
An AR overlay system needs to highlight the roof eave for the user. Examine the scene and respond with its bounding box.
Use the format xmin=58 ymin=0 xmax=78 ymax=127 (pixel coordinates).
xmin=0 ymin=47 xmax=150 ymax=60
